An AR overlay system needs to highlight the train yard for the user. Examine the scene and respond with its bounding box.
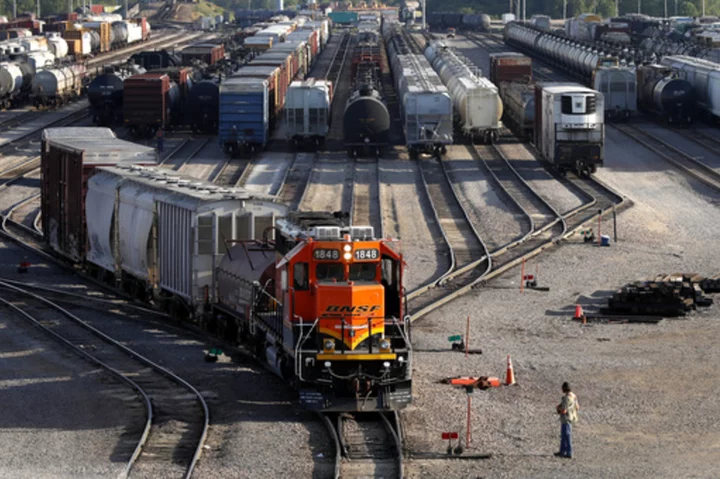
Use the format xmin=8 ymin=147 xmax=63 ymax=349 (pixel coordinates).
xmin=1 ymin=9 xmax=720 ymax=479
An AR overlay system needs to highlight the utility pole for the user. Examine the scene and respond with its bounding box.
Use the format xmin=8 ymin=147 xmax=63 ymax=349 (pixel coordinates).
xmin=664 ymin=0 xmax=667 ymax=17
xmin=637 ymin=0 xmax=641 ymax=14
xmin=703 ymin=0 xmax=706 ymax=16
xmin=563 ymin=0 xmax=567 ymax=20
xmin=37 ymin=0 xmax=40 ymax=18
xmin=616 ymin=0 xmax=619 ymax=16
xmin=422 ymin=0 xmax=426 ymax=30
xmin=13 ymin=0 xmax=17 ymax=19
xmin=522 ymin=0 xmax=526 ymax=21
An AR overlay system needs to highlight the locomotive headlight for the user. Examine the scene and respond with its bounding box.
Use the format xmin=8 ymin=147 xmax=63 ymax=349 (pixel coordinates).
xmin=324 ymin=361 xmax=332 ymax=369
xmin=323 ymin=339 xmax=335 ymax=351
xmin=379 ymin=339 xmax=391 ymax=352
xmin=343 ymin=252 xmax=352 ymax=261
xmin=383 ymin=361 xmax=391 ymax=369
xmin=398 ymin=356 xmax=405 ymax=363
xmin=343 ymin=244 xmax=352 ymax=252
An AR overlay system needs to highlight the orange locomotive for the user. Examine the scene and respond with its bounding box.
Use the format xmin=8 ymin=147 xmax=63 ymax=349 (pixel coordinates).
xmin=212 ymin=212 xmax=412 ymax=411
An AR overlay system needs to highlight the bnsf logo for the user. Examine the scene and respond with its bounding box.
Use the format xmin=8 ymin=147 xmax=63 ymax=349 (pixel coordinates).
xmin=325 ymin=305 xmax=382 ymax=313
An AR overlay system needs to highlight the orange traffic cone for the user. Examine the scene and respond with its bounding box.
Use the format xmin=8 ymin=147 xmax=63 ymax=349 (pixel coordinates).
xmin=573 ymin=304 xmax=585 ymax=321
xmin=505 ymin=355 xmax=516 ymax=386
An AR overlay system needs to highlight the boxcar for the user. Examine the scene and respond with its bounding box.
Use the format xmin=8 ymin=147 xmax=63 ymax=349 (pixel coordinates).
xmin=40 ymin=127 xmax=157 ymax=262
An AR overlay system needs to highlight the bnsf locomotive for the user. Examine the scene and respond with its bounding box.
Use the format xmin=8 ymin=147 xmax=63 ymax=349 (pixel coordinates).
xmin=212 ymin=212 xmax=412 ymax=411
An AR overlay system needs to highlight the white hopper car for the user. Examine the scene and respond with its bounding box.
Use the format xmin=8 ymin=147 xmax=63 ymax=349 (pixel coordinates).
xmin=284 ymin=78 xmax=332 ymax=148
xmin=86 ymin=165 xmax=288 ymax=318
xmin=425 ymin=40 xmax=503 ymax=143
xmin=659 ymin=55 xmax=720 ymax=118
xmin=535 ymin=83 xmax=604 ymax=177
xmin=385 ymin=24 xmax=453 ymax=157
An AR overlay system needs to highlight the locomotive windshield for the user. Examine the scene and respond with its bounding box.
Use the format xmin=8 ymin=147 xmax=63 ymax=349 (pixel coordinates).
xmin=316 ymin=263 xmax=344 ymax=282
xmin=349 ymin=263 xmax=377 ymax=282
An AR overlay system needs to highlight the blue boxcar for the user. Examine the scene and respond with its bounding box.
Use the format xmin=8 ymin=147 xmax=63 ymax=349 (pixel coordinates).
xmin=219 ymin=77 xmax=269 ymax=154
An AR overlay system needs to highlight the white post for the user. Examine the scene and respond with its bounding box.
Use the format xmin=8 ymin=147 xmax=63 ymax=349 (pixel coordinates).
xmin=703 ymin=0 xmax=706 ymax=16
xmin=523 ymin=0 xmax=526 ymax=21
xmin=637 ymin=0 xmax=641 ymax=14
xmin=422 ymin=0 xmax=426 ymax=30
xmin=563 ymin=0 xmax=567 ymax=20
xmin=616 ymin=0 xmax=619 ymax=16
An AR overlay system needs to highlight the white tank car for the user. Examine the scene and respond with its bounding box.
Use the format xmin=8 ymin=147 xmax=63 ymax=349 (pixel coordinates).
xmin=31 ymin=64 xmax=86 ymax=106
xmin=46 ymin=33 xmax=68 ymax=58
xmin=0 ymin=63 xmax=25 ymax=97
xmin=20 ymin=36 xmax=48 ymax=52
xmin=425 ymin=40 xmax=503 ymax=143
xmin=85 ymin=165 xmax=288 ymax=317
xmin=25 ymin=51 xmax=55 ymax=72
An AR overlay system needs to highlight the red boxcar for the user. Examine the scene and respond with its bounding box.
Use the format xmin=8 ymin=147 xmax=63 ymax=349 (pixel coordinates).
xmin=41 ymin=127 xmax=157 ymax=262
xmin=180 ymin=43 xmax=225 ymax=66
xmin=123 ymin=73 xmax=175 ymax=131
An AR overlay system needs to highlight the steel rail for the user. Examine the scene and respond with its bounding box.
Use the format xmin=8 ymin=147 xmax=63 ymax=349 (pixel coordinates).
xmin=612 ymin=123 xmax=720 ymax=192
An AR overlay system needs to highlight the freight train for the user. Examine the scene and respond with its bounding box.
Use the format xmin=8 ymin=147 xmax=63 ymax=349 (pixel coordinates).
xmin=424 ymin=39 xmax=503 ymax=143
xmin=659 ymin=55 xmax=720 ymax=120
xmin=344 ymin=28 xmax=391 ymax=156
xmin=40 ymin=127 xmax=412 ymax=412
xmin=0 ymin=17 xmax=150 ymax=110
xmin=504 ymin=22 xmax=637 ymax=119
xmin=285 ymin=78 xmax=333 ymax=148
xmin=535 ymin=83 xmax=605 ymax=177
xmin=220 ymin=17 xmax=328 ymax=155
xmin=636 ymin=64 xmax=694 ymax=124
xmin=489 ymin=53 xmax=535 ymax=139
xmin=87 ymin=65 xmax=147 ymax=126
xmin=384 ymin=22 xmax=453 ymax=158
xmin=427 ymin=12 xmax=491 ymax=32
xmin=489 ymin=53 xmax=604 ymax=176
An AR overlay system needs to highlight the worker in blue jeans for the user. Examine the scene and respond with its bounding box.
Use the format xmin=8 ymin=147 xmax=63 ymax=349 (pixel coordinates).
xmin=555 ymin=382 xmax=579 ymax=458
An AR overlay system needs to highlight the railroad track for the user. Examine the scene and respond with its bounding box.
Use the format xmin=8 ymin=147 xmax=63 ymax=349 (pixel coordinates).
xmin=174 ymin=137 xmax=213 ymax=174
xmin=406 ymin=156 xmax=489 ymax=318
xmin=0 ymin=107 xmax=91 ymax=152
xmin=321 ymin=412 xmax=403 ymax=479
xmin=298 ymin=154 xmax=353 ymax=213
xmin=350 ymin=158 xmax=383 ymax=236
xmin=276 ymin=152 xmax=316 ymax=209
xmin=407 ymin=137 xmax=627 ymax=321
xmin=0 ymin=281 xmax=208 ymax=479
xmin=212 ymin=156 xmax=251 ymax=186
xmin=612 ymin=123 xmax=720 ymax=192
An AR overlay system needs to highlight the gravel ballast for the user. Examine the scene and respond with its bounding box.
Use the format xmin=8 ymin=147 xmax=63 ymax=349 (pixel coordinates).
xmin=401 ymin=112 xmax=720 ymax=478
xmin=0 ymin=258 xmax=141 ymax=478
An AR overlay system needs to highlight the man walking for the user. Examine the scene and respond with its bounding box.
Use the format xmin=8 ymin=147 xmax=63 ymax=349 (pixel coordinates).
xmin=555 ymin=382 xmax=579 ymax=459
xmin=156 ymin=128 xmax=164 ymax=153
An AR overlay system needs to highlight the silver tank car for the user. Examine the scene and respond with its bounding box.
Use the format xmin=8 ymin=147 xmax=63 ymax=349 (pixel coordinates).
xmin=31 ymin=64 xmax=86 ymax=107
xmin=384 ymin=23 xmax=453 ymax=157
xmin=504 ymin=23 xmax=637 ymax=118
xmin=425 ymin=39 xmax=502 ymax=143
